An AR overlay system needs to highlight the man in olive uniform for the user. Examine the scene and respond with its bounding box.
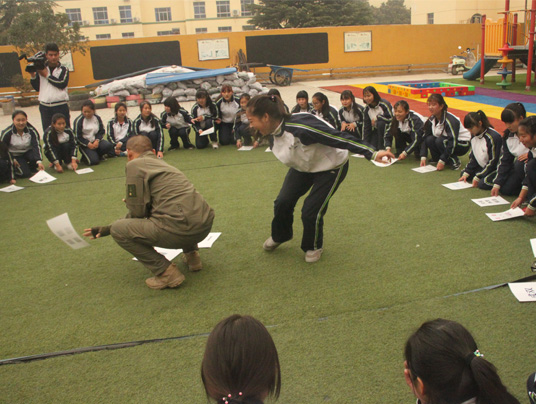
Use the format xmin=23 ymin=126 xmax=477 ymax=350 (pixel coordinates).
xmin=84 ymin=135 xmax=214 ymax=289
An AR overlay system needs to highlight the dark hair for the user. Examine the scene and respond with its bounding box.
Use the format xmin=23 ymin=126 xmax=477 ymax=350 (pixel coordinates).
xmin=312 ymin=92 xmax=331 ymax=119
xmin=247 ymin=94 xmax=290 ymax=121
xmin=501 ymin=103 xmax=526 ymax=124
xmin=405 ymin=319 xmax=519 ymax=404
xmin=44 ymin=43 xmax=59 ymax=53
xmin=340 ymin=90 xmax=363 ymax=120
xmin=267 ymin=88 xmax=282 ymax=98
xmin=464 ymin=110 xmax=493 ymax=131
xmin=427 ymin=93 xmax=448 ymax=112
xmin=239 ymin=93 xmax=250 ymax=102
xmin=139 ymin=100 xmax=158 ymax=127
xmin=296 ymin=90 xmax=309 ymax=100
xmin=201 ymin=315 xmax=281 ymax=404
xmin=12 ymin=110 xmax=27 ymax=120
xmin=519 ymin=116 xmax=536 ymax=137
xmin=196 ymin=89 xmax=217 ymax=115
xmin=114 ymin=102 xmax=128 ymax=119
xmin=362 ymin=86 xmax=381 ymax=107
xmin=81 ymin=100 xmax=96 ymax=112
xmin=48 ymin=113 xmax=67 ymax=146
xmin=388 ymin=100 xmax=410 ymax=137
xmin=163 ymin=97 xmax=180 ymax=115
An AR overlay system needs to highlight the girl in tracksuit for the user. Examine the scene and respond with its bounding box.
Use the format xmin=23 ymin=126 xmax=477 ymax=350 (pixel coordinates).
xmin=291 ymin=90 xmax=313 ymax=114
xmin=74 ymin=100 xmax=114 ymax=165
xmin=107 ymin=102 xmax=133 ymax=156
xmin=385 ymin=100 xmax=425 ymax=159
xmin=234 ymin=94 xmax=258 ymax=148
xmin=362 ymin=85 xmax=393 ymax=150
xmin=191 ymin=89 xmax=218 ymax=150
xmin=43 ymin=113 xmax=77 ymax=172
xmin=511 ymin=116 xmax=536 ymax=215
xmin=246 ymin=94 xmax=394 ymax=263
xmin=420 ymin=94 xmax=471 ymax=171
xmin=312 ymin=92 xmax=341 ymax=130
xmin=339 ymin=90 xmax=364 ymax=138
xmin=458 ymin=111 xmax=502 ymax=189
xmin=215 ymin=84 xmax=240 ymax=147
xmin=160 ymin=97 xmax=194 ymax=150
xmin=0 ymin=110 xmax=44 ymax=179
xmin=133 ymin=101 xmax=164 ymax=158
xmin=491 ymin=103 xmax=529 ymax=197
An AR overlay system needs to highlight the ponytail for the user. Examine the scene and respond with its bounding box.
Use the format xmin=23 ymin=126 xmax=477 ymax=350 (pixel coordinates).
xmin=464 ymin=110 xmax=493 ymax=131
xmin=470 ymin=355 xmax=520 ymax=404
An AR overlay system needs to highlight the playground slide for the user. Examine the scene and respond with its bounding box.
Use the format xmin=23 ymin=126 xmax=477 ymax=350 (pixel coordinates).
xmin=462 ymin=58 xmax=498 ymax=80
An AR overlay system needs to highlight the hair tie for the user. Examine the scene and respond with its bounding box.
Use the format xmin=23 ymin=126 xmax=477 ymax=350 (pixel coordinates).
xmin=223 ymin=392 xmax=243 ymax=403
xmin=465 ymin=349 xmax=484 ymax=366
xmin=270 ymin=95 xmax=276 ymax=102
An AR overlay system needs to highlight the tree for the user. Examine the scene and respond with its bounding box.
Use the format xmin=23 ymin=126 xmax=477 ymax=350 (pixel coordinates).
xmin=248 ymin=0 xmax=374 ymax=29
xmin=372 ymin=0 xmax=411 ymax=25
xmin=0 ymin=0 xmax=87 ymax=56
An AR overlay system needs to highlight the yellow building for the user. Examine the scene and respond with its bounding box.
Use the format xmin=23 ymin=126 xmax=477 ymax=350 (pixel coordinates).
xmin=53 ymin=0 xmax=259 ymax=40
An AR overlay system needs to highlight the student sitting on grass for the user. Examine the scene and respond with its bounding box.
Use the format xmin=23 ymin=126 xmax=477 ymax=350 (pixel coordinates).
xmin=459 ymin=111 xmax=502 ymax=189
xmin=201 ymin=314 xmax=281 ymax=404
xmin=43 ymin=113 xmax=78 ymax=173
xmin=291 ymin=90 xmax=313 ymax=114
xmin=312 ymin=92 xmax=341 ymax=130
xmin=133 ymin=101 xmax=164 ymax=158
xmin=339 ymin=89 xmax=364 ymax=138
xmin=511 ymin=116 xmax=536 ymax=217
xmin=404 ymin=319 xmax=520 ymax=404
xmin=362 ymin=85 xmax=393 ymax=150
xmin=0 ymin=110 xmax=44 ymax=181
xmin=420 ymin=94 xmax=470 ymax=171
xmin=107 ymin=102 xmax=133 ymax=157
xmin=385 ymin=100 xmax=425 ymax=160
xmin=191 ymin=89 xmax=218 ymax=150
xmin=491 ymin=103 xmax=529 ymax=197
xmin=234 ymin=94 xmax=259 ymax=149
xmin=74 ymin=100 xmax=115 ymax=166
xmin=160 ymin=97 xmax=195 ymax=151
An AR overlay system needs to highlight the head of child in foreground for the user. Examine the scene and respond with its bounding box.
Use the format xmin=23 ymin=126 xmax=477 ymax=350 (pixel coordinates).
xmin=362 ymin=86 xmax=380 ymax=107
xmin=196 ymin=89 xmax=211 ymax=108
xmin=246 ymin=94 xmax=289 ymax=136
xmin=51 ymin=113 xmax=66 ymax=133
xmin=12 ymin=110 xmax=28 ymax=132
xmin=501 ymin=102 xmax=526 ymax=134
xmin=518 ymin=116 xmax=536 ymax=149
xmin=464 ymin=110 xmax=492 ymax=137
xmin=115 ymin=102 xmax=128 ymax=121
xmin=239 ymin=93 xmax=251 ymax=110
xmin=139 ymin=101 xmax=152 ymax=119
xmin=201 ymin=314 xmax=281 ymax=404
xmin=393 ymin=100 xmax=410 ymax=122
xmin=81 ymin=100 xmax=96 ymax=119
xmin=427 ymin=94 xmax=447 ymax=118
xmin=312 ymin=92 xmax=329 ymax=113
xmin=404 ymin=318 xmax=519 ymax=404
xmin=340 ymin=90 xmax=356 ymax=110
xmin=296 ymin=90 xmax=309 ymax=109
xmin=221 ymin=84 xmax=234 ymax=101
xmin=163 ymin=97 xmax=180 ymax=115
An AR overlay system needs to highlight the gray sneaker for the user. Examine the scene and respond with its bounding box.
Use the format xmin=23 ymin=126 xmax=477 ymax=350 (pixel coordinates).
xmin=263 ymin=237 xmax=281 ymax=251
xmin=305 ymin=249 xmax=323 ymax=263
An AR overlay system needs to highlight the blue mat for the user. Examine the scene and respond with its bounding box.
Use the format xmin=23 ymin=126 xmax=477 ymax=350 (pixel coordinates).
xmin=452 ymin=94 xmax=536 ymax=113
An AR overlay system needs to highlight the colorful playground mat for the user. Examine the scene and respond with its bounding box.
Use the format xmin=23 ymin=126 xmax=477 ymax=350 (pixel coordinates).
xmin=321 ymin=80 xmax=536 ymax=134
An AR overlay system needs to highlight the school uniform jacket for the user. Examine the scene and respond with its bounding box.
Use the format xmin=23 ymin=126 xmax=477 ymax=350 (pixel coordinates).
xmin=338 ymin=104 xmax=364 ymax=129
xmin=43 ymin=127 xmax=77 ymax=162
xmin=291 ymin=103 xmax=313 ymax=114
xmin=362 ymin=98 xmax=393 ymax=136
xmin=421 ymin=111 xmax=471 ymax=162
xmin=30 ymin=62 xmax=69 ymax=106
xmin=160 ymin=109 xmax=193 ymax=129
xmin=191 ymin=103 xmax=218 ymax=122
xmin=107 ymin=117 xmax=134 ymax=146
xmin=493 ymin=129 xmax=529 ymax=189
xmin=461 ymin=128 xmax=502 ymax=182
xmin=270 ymin=113 xmax=377 ymax=173
xmin=0 ymin=123 xmax=43 ymax=162
xmin=73 ymin=114 xmax=106 ymax=147
xmin=132 ymin=114 xmax=164 ymax=152
xmin=313 ymin=105 xmax=341 ymax=130
xmin=215 ymin=96 xmax=240 ymax=124
xmin=384 ymin=110 xmax=425 ymax=155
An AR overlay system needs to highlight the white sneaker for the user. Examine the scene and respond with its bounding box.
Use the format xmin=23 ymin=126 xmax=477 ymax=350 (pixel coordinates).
xmin=67 ymin=163 xmax=74 ymax=170
xmin=263 ymin=237 xmax=281 ymax=251
xmin=212 ymin=142 xmax=219 ymax=149
xmin=305 ymin=249 xmax=323 ymax=263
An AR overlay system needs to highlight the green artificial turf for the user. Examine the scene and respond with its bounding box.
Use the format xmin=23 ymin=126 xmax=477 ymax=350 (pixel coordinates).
xmin=449 ymin=72 xmax=536 ymax=94
xmin=1 ymin=143 xmax=534 ymax=403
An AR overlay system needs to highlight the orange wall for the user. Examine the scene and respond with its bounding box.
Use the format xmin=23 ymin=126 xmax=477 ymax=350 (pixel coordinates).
xmin=1 ymin=24 xmax=480 ymax=89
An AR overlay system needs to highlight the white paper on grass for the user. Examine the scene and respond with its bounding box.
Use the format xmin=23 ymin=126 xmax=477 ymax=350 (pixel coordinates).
xmin=508 ymin=282 xmax=536 ymax=302
xmin=0 ymin=184 xmax=24 ymax=193
xmin=530 ymin=238 xmax=536 ymax=257
xmin=412 ymin=165 xmax=436 ymax=173
xmin=29 ymin=170 xmax=56 ymax=184
xmin=371 ymin=158 xmax=397 ymax=167
xmin=238 ymin=146 xmax=254 ymax=151
xmin=442 ymin=181 xmax=473 ymax=190
xmin=198 ymin=232 xmax=221 ymax=248
xmin=75 ymin=168 xmax=94 ymax=175
xmin=485 ymin=207 xmax=525 ymax=221
xmin=471 ymin=196 xmax=509 ymax=207
xmin=199 ymin=126 xmax=214 ymax=136
xmin=46 ymin=213 xmax=89 ymax=250
xmin=133 ymin=232 xmax=221 ymax=261
xmin=351 ymin=153 xmax=365 ymax=158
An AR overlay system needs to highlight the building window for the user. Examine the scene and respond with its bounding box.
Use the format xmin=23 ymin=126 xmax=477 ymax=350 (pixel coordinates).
xmin=157 ymin=31 xmax=173 ymax=36
xmin=65 ymin=8 xmax=82 ymax=26
xmin=241 ymin=0 xmax=254 ymax=16
xmin=93 ymin=7 xmax=109 ymax=25
xmin=96 ymin=34 xmax=111 ymax=40
xmin=119 ymin=6 xmax=133 ymax=23
xmin=155 ymin=7 xmax=172 ymax=22
xmin=196 ymin=27 xmax=208 ymax=34
xmin=242 ymin=25 xmax=255 ymax=31
xmin=194 ymin=2 xmax=206 ymax=19
xmin=218 ymin=26 xmax=232 ymax=32
xmin=427 ymin=13 xmax=434 ymax=24
xmin=217 ymin=1 xmax=231 ymax=17
xmin=122 ymin=32 xmax=135 ymax=38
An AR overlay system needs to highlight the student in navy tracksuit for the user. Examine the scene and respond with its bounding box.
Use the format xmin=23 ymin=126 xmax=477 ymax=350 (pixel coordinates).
xmin=107 ymin=102 xmax=133 ymax=156
xmin=43 ymin=113 xmax=78 ymax=173
xmin=215 ymin=84 xmax=240 ymax=147
xmin=191 ymin=89 xmax=218 ymax=150
xmin=160 ymin=97 xmax=194 ymax=150
xmin=0 ymin=140 xmax=14 ymax=184
xmin=458 ymin=111 xmax=502 ymax=190
xmin=246 ymin=94 xmax=394 ymax=263
xmin=385 ymin=100 xmax=425 ymax=160
xmin=234 ymin=94 xmax=259 ymax=148
xmin=74 ymin=100 xmax=115 ymax=165
xmin=0 ymin=110 xmax=44 ymax=180
xmin=312 ymin=92 xmax=341 ymax=130
xmin=491 ymin=103 xmax=529 ymax=197
xmin=30 ymin=43 xmax=70 ymax=132
xmin=421 ymin=94 xmax=470 ymax=171
xmin=291 ymin=90 xmax=313 ymax=114
xmin=339 ymin=90 xmax=364 ymax=139
xmin=133 ymin=101 xmax=164 ymax=158
xmin=511 ymin=116 xmax=536 ymax=217
xmin=362 ymin=86 xmax=393 ymax=150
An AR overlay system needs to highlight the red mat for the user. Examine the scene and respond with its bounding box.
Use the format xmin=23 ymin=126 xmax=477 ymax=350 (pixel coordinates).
xmin=321 ymin=85 xmax=506 ymax=134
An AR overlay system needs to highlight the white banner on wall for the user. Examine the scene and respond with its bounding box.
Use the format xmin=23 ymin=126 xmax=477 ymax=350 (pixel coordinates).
xmin=198 ymin=38 xmax=230 ymax=61
xmin=344 ymin=31 xmax=372 ymax=52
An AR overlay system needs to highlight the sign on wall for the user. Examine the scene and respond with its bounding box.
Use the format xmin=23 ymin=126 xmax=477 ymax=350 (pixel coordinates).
xmin=344 ymin=31 xmax=372 ymax=52
xmin=60 ymin=51 xmax=74 ymax=72
xmin=198 ymin=38 xmax=230 ymax=61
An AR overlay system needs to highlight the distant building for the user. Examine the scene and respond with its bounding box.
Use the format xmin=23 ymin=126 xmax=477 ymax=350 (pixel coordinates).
xmin=53 ymin=0 xmax=258 ymax=40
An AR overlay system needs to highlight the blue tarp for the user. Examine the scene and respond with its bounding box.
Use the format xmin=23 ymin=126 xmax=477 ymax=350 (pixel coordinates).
xmin=145 ymin=67 xmax=237 ymax=86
